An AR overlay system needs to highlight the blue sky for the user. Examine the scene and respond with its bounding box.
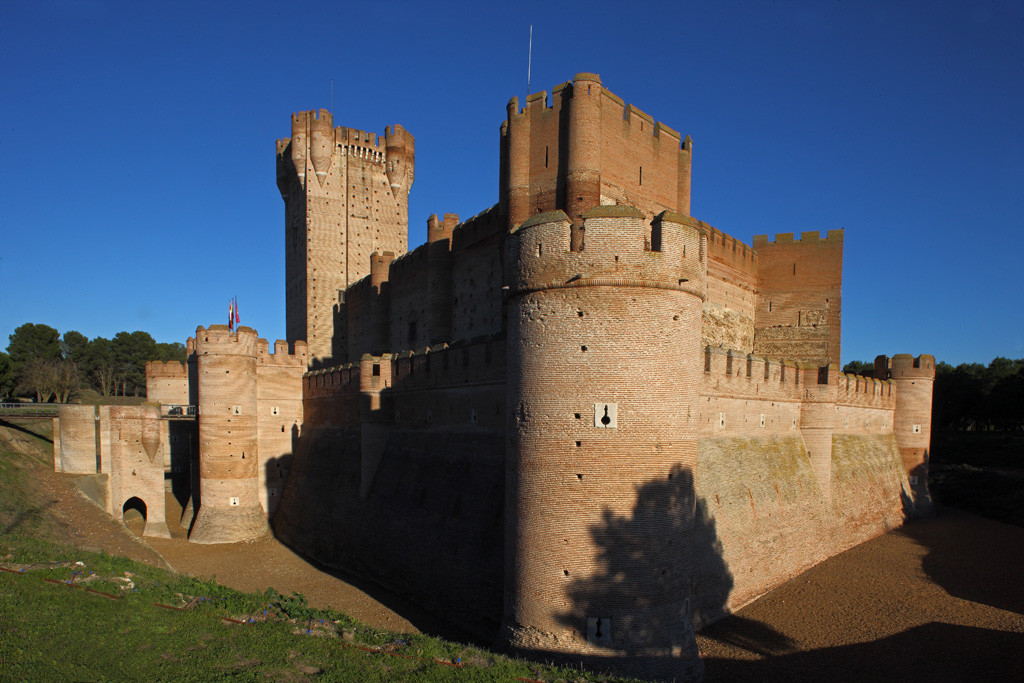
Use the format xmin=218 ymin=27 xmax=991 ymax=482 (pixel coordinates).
xmin=1 ymin=0 xmax=1021 ymax=366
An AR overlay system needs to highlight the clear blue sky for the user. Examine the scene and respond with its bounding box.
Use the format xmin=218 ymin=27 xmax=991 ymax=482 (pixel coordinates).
xmin=2 ymin=0 xmax=1021 ymax=366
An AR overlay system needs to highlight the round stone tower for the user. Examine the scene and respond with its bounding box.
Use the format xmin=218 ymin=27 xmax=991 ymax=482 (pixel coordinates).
xmin=189 ymin=324 xmax=268 ymax=544
xmin=503 ymin=206 xmax=707 ymax=679
xmin=879 ymin=353 xmax=936 ymax=513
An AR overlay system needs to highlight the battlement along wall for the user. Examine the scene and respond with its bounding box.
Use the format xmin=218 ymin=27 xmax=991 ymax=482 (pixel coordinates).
xmin=693 ymin=347 xmax=910 ymax=619
xmin=338 ymin=206 xmax=507 ymax=361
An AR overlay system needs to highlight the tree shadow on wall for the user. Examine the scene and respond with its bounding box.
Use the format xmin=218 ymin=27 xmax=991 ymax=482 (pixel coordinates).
xmin=518 ymin=465 xmax=790 ymax=681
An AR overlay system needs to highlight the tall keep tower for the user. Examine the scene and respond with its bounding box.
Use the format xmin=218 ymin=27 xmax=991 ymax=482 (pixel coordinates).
xmin=277 ymin=110 xmax=414 ymax=365
xmin=504 ymin=207 xmax=707 ymax=680
xmin=501 ymin=73 xmax=692 ymax=230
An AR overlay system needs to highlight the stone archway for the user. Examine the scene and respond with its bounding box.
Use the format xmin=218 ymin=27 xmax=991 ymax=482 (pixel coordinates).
xmin=122 ymin=496 xmax=147 ymax=536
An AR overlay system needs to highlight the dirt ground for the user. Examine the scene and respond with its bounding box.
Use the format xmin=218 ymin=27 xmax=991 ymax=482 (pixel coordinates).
xmin=696 ymin=509 xmax=1024 ymax=680
xmin=9 ymin=420 xmax=1023 ymax=680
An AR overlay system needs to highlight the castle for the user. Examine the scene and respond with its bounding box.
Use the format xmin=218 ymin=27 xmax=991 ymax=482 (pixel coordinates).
xmin=53 ymin=73 xmax=934 ymax=681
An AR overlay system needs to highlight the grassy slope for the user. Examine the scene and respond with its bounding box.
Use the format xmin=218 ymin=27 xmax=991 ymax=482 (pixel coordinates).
xmin=0 ymin=421 xmax=635 ymax=682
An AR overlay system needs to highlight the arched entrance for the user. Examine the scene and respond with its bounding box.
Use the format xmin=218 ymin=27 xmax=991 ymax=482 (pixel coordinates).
xmin=122 ymin=496 xmax=147 ymax=536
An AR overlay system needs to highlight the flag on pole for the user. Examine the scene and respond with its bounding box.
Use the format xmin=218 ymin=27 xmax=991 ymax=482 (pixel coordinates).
xmin=228 ymin=299 xmax=234 ymax=331
xmin=234 ymin=296 xmax=240 ymax=326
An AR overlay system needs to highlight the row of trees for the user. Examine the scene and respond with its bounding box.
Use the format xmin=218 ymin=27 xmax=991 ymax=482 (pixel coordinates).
xmin=932 ymin=358 xmax=1024 ymax=432
xmin=0 ymin=323 xmax=186 ymax=403
xmin=844 ymin=357 xmax=1024 ymax=432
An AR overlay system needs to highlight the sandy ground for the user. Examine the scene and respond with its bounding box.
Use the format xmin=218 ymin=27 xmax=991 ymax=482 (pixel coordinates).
xmin=10 ymin=425 xmax=1022 ymax=681
xmin=696 ymin=509 xmax=1024 ymax=680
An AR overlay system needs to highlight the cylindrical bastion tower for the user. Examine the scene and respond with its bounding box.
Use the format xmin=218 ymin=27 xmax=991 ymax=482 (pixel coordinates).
xmin=879 ymin=353 xmax=936 ymax=513
xmin=189 ymin=325 xmax=268 ymax=543
xmin=504 ymin=206 xmax=707 ymax=679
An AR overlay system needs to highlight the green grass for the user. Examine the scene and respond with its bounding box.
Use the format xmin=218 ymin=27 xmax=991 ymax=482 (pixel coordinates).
xmin=0 ymin=420 xmax=636 ymax=682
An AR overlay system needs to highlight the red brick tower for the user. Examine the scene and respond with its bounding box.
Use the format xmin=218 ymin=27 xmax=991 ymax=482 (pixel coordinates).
xmin=189 ymin=325 xmax=267 ymax=543
xmin=877 ymin=354 xmax=936 ymax=512
xmin=501 ymin=73 xmax=693 ymax=231
xmin=277 ymin=111 xmax=413 ymax=365
xmin=504 ymin=207 xmax=707 ymax=679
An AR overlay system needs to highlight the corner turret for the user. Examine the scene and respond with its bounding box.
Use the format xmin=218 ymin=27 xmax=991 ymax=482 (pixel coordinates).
xmin=385 ymin=124 xmax=415 ymax=200
xmin=877 ymin=354 xmax=936 ymax=513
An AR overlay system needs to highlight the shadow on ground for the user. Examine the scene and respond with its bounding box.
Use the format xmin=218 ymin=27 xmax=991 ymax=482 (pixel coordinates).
xmin=898 ymin=508 xmax=1024 ymax=616
xmin=703 ymin=622 xmax=1024 ymax=682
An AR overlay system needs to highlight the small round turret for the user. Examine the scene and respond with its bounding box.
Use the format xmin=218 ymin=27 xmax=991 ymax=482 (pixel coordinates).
xmin=385 ymin=124 xmax=415 ymax=198
xmin=880 ymin=354 xmax=936 ymax=513
xmin=308 ymin=109 xmax=335 ymax=181
xmin=289 ymin=112 xmax=308 ymax=184
xmin=505 ymin=97 xmax=530 ymax=228
xmin=567 ymin=73 xmax=603 ymax=224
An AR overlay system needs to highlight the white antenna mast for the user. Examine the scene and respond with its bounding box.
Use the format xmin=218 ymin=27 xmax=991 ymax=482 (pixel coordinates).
xmin=527 ymin=25 xmax=533 ymax=98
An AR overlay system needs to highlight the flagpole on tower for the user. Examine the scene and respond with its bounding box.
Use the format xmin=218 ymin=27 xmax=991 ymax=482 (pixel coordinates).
xmin=527 ymin=25 xmax=533 ymax=98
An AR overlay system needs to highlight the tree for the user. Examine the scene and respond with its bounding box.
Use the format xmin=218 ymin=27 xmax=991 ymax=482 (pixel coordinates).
xmin=842 ymin=360 xmax=874 ymax=376
xmin=0 ymin=352 xmax=13 ymax=399
xmin=155 ymin=341 xmax=187 ymax=363
xmin=112 ymin=331 xmax=157 ymax=396
xmin=7 ymin=323 xmax=61 ymax=365
xmin=61 ymin=330 xmax=90 ymax=364
xmin=79 ymin=337 xmax=117 ymax=396
xmin=16 ymin=358 xmax=55 ymax=402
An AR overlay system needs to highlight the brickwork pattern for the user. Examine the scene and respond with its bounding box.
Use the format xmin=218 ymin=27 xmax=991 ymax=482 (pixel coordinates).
xmin=753 ymin=231 xmax=844 ymax=365
xmin=188 ymin=325 xmax=268 ymax=543
xmin=502 ymin=74 xmax=692 ymax=229
xmin=504 ymin=210 xmax=706 ymax=672
xmin=278 ymin=110 xmax=413 ymax=365
xmin=106 ymin=405 xmax=172 ymax=538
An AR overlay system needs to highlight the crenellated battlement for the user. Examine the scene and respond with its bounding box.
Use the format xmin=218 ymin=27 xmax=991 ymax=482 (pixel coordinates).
xmin=194 ymin=324 xmax=259 ymax=355
xmin=700 ymin=345 xmax=897 ymax=411
xmin=256 ymin=337 xmax=308 ymax=367
xmin=506 ymin=207 xmax=707 ymax=301
xmin=882 ymin=353 xmax=936 ymax=380
xmin=145 ymin=360 xmax=187 ymax=379
xmin=303 ymin=361 xmax=361 ymax=398
xmin=507 ymin=74 xmax=687 ymax=150
xmin=752 ymin=230 xmax=844 ymax=247
xmin=427 ymin=213 xmax=460 ymax=244
xmin=503 ymin=72 xmax=693 ymax=228
xmin=450 ymin=205 xmax=501 ymax=250
xmin=704 ymin=222 xmax=758 ymax=272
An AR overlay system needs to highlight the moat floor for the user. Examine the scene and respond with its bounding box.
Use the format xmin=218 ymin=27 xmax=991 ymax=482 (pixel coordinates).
xmin=74 ymin=482 xmax=1024 ymax=681
xmin=697 ymin=509 xmax=1024 ymax=681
